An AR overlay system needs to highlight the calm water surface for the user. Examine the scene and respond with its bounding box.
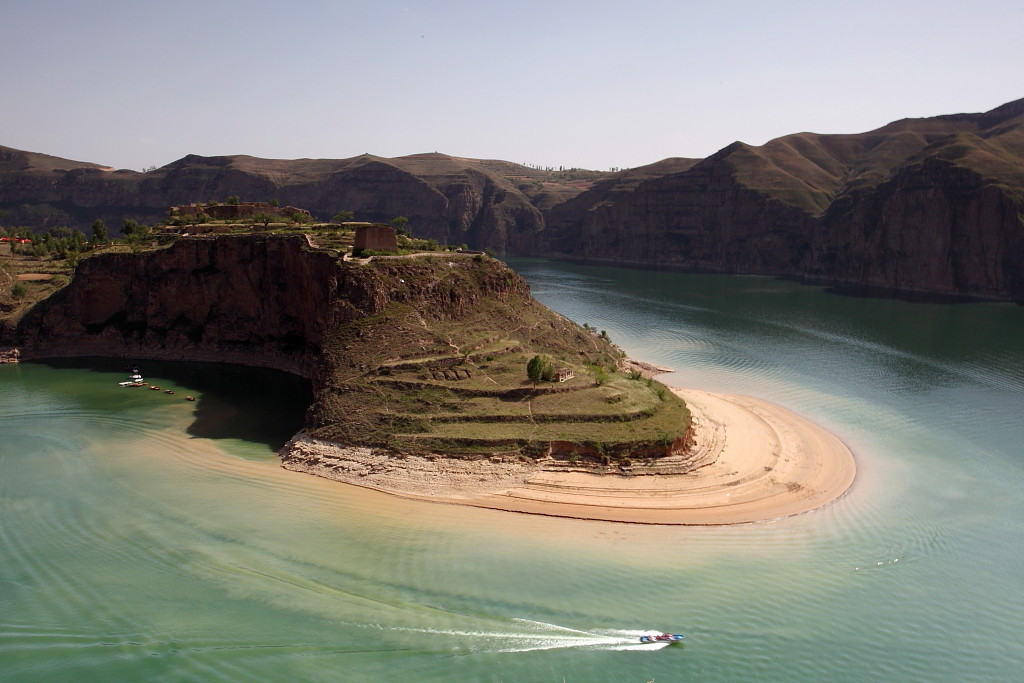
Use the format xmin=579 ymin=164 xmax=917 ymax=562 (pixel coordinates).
xmin=2 ymin=260 xmax=1023 ymax=681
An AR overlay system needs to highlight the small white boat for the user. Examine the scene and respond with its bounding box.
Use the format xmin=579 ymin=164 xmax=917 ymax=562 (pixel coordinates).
xmin=639 ymin=633 xmax=685 ymax=644
xmin=119 ymin=372 xmax=146 ymax=387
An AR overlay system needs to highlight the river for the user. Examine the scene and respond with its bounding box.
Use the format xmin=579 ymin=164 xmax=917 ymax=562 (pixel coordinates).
xmin=2 ymin=259 xmax=1023 ymax=681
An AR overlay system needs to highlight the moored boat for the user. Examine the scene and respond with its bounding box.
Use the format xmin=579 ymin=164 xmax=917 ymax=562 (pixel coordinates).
xmin=119 ymin=372 xmax=146 ymax=387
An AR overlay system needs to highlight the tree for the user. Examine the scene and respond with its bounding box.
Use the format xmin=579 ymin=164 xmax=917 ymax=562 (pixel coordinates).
xmin=332 ymin=210 xmax=354 ymax=223
xmin=391 ymin=216 xmax=409 ymax=235
xmin=252 ymin=212 xmax=273 ymax=228
xmin=527 ymin=354 xmax=552 ymax=385
xmin=11 ymin=282 xmax=27 ymax=299
xmin=270 ymin=199 xmax=281 ymax=207
xmin=226 ymin=195 xmax=241 ymax=205
xmin=91 ymin=219 xmax=107 ymax=243
xmin=121 ymin=218 xmax=139 ymax=236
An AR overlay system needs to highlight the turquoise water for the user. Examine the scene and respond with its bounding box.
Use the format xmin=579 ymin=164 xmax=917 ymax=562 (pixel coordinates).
xmin=3 ymin=261 xmax=1024 ymax=681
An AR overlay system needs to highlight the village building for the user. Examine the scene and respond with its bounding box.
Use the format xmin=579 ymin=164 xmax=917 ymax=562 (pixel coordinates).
xmin=352 ymin=223 xmax=398 ymax=253
xmin=557 ymin=367 xmax=574 ymax=382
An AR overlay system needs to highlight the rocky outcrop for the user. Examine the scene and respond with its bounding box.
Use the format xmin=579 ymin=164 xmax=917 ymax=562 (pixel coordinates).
xmin=8 ymin=235 xmax=689 ymax=464
xmin=11 ymin=234 xmax=536 ymax=380
xmin=13 ymin=235 xmax=340 ymax=376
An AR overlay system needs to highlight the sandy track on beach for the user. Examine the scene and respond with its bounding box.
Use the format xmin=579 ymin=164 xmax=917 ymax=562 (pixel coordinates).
xmin=281 ymin=388 xmax=855 ymax=525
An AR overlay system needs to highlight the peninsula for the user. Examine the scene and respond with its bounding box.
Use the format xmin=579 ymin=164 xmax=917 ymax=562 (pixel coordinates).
xmin=1 ymin=229 xmax=854 ymax=524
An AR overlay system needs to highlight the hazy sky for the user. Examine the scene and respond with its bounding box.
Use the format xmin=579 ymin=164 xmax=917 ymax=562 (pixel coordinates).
xmin=4 ymin=0 xmax=1021 ymax=172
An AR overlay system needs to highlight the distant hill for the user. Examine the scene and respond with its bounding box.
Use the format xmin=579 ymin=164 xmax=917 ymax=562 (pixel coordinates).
xmin=543 ymin=97 xmax=1024 ymax=300
xmin=0 ymin=147 xmax=606 ymax=253
xmin=2 ymin=97 xmax=1022 ymax=300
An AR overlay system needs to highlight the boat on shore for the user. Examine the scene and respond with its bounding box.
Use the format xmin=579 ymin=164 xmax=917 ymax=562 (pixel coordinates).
xmin=639 ymin=633 xmax=685 ymax=644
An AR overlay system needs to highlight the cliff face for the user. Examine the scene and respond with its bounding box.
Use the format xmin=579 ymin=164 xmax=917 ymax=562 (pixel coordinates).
xmin=815 ymin=159 xmax=1024 ymax=298
xmin=536 ymin=98 xmax=1024 ymax=300
xmin=10 ymin=235 xmax=689 ymax=461
xmin=543 ymin=148 xmax=819 ymax=274
xmin=15 ymin=236 xmax=342 ymax=376
xmin=12 ymin=235 xmax=540 ymax=381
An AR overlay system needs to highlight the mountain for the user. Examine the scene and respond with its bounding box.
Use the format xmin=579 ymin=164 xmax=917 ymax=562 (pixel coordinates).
xmin=542 ymin=98 xmax=1024 ymax=299
xmin=0 ymin=147 xmax=600 ymax=252
xmin=2 ymin=97 xmax=1022 ymax=300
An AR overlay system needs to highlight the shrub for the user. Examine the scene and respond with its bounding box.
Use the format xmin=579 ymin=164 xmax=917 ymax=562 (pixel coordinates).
xmin=527 ymin=354 xmax=553 ymax=384
xmin=11 ymin=282 xmax=27 ymax=299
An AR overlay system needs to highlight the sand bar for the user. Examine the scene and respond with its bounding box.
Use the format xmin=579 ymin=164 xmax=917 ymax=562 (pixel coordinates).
xmin=281 ymin=388 xmax=856 ymax=525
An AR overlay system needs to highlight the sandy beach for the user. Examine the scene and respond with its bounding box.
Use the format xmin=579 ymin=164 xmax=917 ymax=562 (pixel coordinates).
xmin=281 ymin=387 xmax=855 ymax=525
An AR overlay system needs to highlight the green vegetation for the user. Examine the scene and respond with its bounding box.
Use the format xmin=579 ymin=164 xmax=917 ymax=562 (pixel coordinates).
xmin=304 ymin=258 xmax=690 ymax=463
xmin=391 ymin=215 xmax=409 ymax=235
xmin=90 ymin=219 xmax=107 ymax=243
xmin=526 ymin=354 xmax=552 ymax=384
xmin=1 ymin=221 xmax=691 ymax=464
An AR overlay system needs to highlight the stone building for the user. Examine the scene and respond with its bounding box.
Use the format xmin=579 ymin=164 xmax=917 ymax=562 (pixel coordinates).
xmin=353 ymin=224 xmax=398 ymax=253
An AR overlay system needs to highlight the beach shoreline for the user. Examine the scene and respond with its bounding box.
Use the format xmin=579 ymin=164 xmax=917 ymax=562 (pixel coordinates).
xmin=281 ymin=387 xmax=855 ymax=525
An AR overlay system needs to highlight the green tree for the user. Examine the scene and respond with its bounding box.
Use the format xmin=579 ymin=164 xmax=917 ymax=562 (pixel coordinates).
xmin=70 ymin=230 xmax=87 ymax=251
xmin=270 ymin=199 xmax=281 ymax=207
xmin=91 ymin=219 xmax=107 ymax=243
xmin=332 ymin=210 xmax=354 ymax=223
xmin=11 ymin=282 xmax=27 ymax=299
xmin=391 ymin=216 xmax=409 ymax=235
xmin=527 ymin=354 xmax=552 ymax=385
xmin=290 ymin=212 xmax=311 ymax=224
xmin=121 ymin=218 xmax=139 ymax=236
xmin=226 ymin=195 xmax=241 ymax=205
xmin=252 ymin=212 xmax=273 ymax=228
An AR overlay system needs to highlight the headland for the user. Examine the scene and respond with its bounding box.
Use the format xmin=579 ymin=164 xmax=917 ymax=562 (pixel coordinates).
xmin=3 ymin=231 xmax=855 ymax=524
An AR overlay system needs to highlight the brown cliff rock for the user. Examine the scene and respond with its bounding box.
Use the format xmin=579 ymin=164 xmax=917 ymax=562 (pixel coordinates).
xmin=537 ymin=98 xmax=1024 ymax=301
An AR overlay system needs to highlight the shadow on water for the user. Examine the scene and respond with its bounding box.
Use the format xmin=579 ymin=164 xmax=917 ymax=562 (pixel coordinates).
xmin=35 ymin=357 xmax=312 ymax=449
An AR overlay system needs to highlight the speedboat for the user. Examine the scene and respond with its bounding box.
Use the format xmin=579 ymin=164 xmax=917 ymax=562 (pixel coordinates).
xmin=639 ymin=633 xmax=685 ymax=643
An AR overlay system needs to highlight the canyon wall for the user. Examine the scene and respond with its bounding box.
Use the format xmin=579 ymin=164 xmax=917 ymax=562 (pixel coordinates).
xmin=3 ymin=97 xmax=1022 ymax=300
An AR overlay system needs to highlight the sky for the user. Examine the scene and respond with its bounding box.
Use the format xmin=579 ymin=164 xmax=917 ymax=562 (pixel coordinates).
xmin=3 ymin=0 xmax=1022 ymax=172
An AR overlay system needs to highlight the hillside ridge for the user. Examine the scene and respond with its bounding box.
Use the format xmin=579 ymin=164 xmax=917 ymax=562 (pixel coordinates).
xmin=2 ymin=97 xmax=1022 ymax=299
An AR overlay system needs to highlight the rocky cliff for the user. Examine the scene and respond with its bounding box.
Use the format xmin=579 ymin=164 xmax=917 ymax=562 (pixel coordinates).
xmin=7 ymin=234 xmax=689 ymax=461
xmin=10 ymin=234 xmax=545 ymax=379
xmin=539 ymin=98 xmax=1024 ymax=300
xmin=4 ymin=97 xmax=1022 ymax=300
xmin=12 ymin=235 xmax=338 ymax=376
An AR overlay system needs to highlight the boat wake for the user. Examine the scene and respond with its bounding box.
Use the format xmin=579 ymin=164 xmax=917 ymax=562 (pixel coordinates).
xmin=381 ymin=619 xmax=682 ymax=653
